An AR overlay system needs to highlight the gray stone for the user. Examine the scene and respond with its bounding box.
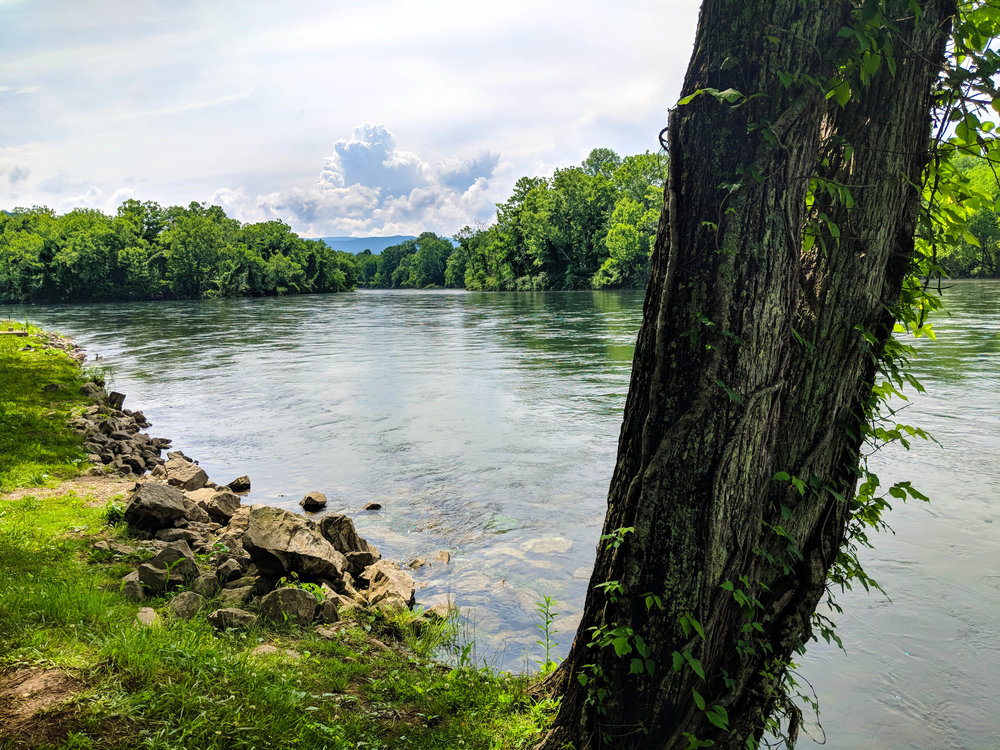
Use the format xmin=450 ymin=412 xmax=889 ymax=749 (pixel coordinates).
xmin=123 ymin=483 xmax=188 ymax=531
xmin=207 ymin=608 xmax=256 ymax=630
xmin=317 ymin=599 xmax=339 ymax=624
xmin=242 ymin=505 xmax=348 ymax=581
xmin=216 ymin=558 xmax=244 ymax=584
xmin=227 ymin=475 xmax=251 ymax=493
xmin=165 ymin=458 xmax=209 ymax=492
xmin=80 ymin=382 xmax=106 ymax=402
xmin=299 ymin=491 xmax=328 ymax=511
xmin=198 ymin=489 xmax=241 ymax=523
xmin=168 ymin=591 xmax=206 ymax=619
xmin=362 ymin=560 xmax=415 ymax=610
xmin=259 ymin=587 xmax=318 ymax=625
xmin=190 ymin=573 xmax=221 ymax=598
xmin=150 ymin=541 xmax=199 ymax=580
xmin=433 ymin=550 xmax=452 ymax=565
xmin=181 ymin=497 xmax=212 ymax=524
xmin=219 ymin=586 xmax=253 ymax=606
xmin=137 ymin=562 xmax=169 ymax=593
xmin=136 ymin=607 xmax=158 ymax=627
xmin=107 ymin=391 xmax=126 ymax=410
xmin=120 ymin=571 xmax=144 ymax=602
xmin=250 ymin=644 xmax=300 ymax=659
xmin=154 ymin=528 xmax=209 ymax=548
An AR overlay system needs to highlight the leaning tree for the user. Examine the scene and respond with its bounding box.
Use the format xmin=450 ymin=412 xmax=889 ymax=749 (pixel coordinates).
xmin=538 ymin=1 xmax=997 ymax=748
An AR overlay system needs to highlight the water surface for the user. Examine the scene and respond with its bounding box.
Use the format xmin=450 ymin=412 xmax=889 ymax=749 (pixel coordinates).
xmin=12 ymin=281 xmax=999 ymax=749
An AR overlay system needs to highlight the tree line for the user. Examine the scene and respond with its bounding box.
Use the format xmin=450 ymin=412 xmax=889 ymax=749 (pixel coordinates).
xmin=0 ymin=200 xmax=358 ymax=303
xmin=3 ymin=146 xmax=994 ymax=305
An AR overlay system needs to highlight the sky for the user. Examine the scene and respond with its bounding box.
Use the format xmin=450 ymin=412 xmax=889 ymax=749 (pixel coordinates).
xmin=0 ymin=0 xmax=701 ymax=238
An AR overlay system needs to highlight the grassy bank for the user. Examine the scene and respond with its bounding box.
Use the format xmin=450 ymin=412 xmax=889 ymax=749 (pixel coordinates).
xmin=0 ymin=322 xmax=552 ymax=749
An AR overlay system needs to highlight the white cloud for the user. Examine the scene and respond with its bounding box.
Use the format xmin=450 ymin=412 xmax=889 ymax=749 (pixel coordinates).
xmin=213 ymin=123 xmax=503 ymax=237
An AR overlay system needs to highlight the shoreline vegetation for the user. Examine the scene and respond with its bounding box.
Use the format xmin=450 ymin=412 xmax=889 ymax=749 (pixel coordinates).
xmin=2 ymin=149 xmax=997 ymax=308
xmin=0 ymin=320 xmax=552 ymax=749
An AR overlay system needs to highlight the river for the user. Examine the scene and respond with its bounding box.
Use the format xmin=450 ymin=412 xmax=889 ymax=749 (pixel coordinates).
xmin=10 ymin=280 xmax=999 ymax=749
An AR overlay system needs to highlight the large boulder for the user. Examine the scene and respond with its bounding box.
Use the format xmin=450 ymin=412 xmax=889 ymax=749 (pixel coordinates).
xmin=165 ymin=458 xmax=209 ymax=492
xmin=196 ymin=489 xmax=241 ymax=523
xmin=207 ymin=608 xmax=256 ymax=630
xmin=123 ymin=483 xmax=187 ymax=531
xmin=242 ymin=506 xmax=348 ymax=581
xmin=319 ymin=514 xmax=381 ymax=577
xmin=361 ymin=560 xmax=415 ymax=611
xmin=259 ymin=587 xmax=318 ymax=625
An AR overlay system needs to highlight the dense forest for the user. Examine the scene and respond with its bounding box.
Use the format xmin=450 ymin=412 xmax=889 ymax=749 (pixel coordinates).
xmin=0 ymin=200 xmax=357 ymax=303
xmin=2 ymin=148 xmax=996 ymax=304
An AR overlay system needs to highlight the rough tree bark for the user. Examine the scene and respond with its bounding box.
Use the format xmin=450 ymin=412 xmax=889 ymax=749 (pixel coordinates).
xmin=540 ymin=2 xmax=954 ymax=748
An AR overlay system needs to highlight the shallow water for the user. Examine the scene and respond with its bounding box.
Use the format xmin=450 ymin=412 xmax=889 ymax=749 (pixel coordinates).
xmin=12 ymin=280 xmax=999 ymax=748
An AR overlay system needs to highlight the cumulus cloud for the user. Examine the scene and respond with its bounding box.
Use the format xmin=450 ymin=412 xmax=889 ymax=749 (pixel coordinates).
xmin=212 ymin=123 xmax=502 ymax=237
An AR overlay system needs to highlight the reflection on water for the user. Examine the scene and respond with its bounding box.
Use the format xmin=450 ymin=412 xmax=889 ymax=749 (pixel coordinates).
xmin=10 ymin=281 xmax=999 ymax=748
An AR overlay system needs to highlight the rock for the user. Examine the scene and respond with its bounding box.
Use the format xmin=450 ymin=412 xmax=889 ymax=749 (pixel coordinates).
xmin=123 ymin=483 xmax=188 ymax=531
xmin=318 ymin=514 xmax=380 ymax=576
xmin=120 ymin=455 xmax=146 ymax=475
xmin=299 ymin=491 xmax=328 ymax=511
xmin=42 ymin=383 xmax=65 ymax=393
xmin=80 ymin=382 xmax=106 ymax=402
xmin=362 ymin=502 xmax=382 ymax=511
xmin=83 ymin=467 xmax=104 ymax=477
xmin=219 ymin=586 xmax=253 ymax=606
xmin=433 ymin=550 xmax=452 ymax=565
xmin=259 ymin=587 xmax=318 ymax=625
xmin=345 ymin=550 xmax=380 ymax=577
xmin=315 ymin=625 xmax=342 ymax=639
xmin=317 ymin=599 xmax=339 ymax=624
xmin=198 ymin=489 xmax=241 ymax=523
xmin=425 ymin=601 xmax=459 ymax=621
xmin=181 ymin=497 xmax=212 ymax=524
xmin=207 ymin=608 xmax=256 ymax=630
xmin=251 ymin=644 xmax=300 ymax=659
xmin=168 ymin=591 xmax=206 ymax=619
xmin=137 ymin=562 xmax=169 ymax=594
xmin=164 ymin=458 xmax=208 ymax=492
xmin=242 ymin=506 xmax=348 ymax=581
xmin=107 ymin=391 xmax=126 ymax=410
xmin=318 ymin=514 xmax=376 ymax=555
xmin=227 ymin=475 xmax=251 ymax=493
xmin=408 ymin=557 xmax=428 ymax=570
xmin=136 ymin=607 xmax=158 ymax=627
xmin=190 ymin=573 xmax=221 ymax=598
xmin=362 ymin=560 xmax=415 ymax=610
xmin=150 ymin=541 xmax=199 ymax=579
xmin=120 ymin=571 xmax=144 ymax=602
xmin=109 ymin=541 xmax=135 ymax=555
xmin=216 ymin=558 xmax=244 ymax=584
xmin=154 ymin=528 xmax=209 ymax=549
xmin=150 ymin=464 xmax=167 ymax=479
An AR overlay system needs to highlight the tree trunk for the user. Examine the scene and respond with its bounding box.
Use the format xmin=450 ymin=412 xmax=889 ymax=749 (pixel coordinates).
xmin=539 ymin=2 xmax=954 ymax=748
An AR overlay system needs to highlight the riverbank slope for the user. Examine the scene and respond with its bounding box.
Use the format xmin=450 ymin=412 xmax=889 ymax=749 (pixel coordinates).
xmin=0 ymin=321 xmax=551 ymax=749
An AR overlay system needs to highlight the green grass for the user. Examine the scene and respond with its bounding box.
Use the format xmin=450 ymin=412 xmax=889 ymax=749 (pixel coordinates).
xmin=0 ymin=321 xmax=92 ymax=491
xmin=0 ymin=323 xmax=553 ymax=749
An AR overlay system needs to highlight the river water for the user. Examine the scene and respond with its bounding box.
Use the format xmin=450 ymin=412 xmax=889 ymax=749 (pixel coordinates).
xmin=10 ymin=281 xmax=999 ymax=749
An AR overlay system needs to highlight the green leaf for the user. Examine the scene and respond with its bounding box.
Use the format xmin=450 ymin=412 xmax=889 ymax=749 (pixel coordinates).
xmin=773 ymin=471 xmax=790 ymax=481
xmin=693 ymin=688 xmax=707 ymax=710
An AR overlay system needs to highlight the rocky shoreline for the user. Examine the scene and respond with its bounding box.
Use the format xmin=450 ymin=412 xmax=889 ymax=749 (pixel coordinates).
xmin=51 ymin=333 xmax=444 ymax=632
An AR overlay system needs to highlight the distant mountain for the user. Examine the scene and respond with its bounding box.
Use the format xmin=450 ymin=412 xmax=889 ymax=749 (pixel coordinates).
xmin=316 ymin=235 xmax=416 ymax=254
